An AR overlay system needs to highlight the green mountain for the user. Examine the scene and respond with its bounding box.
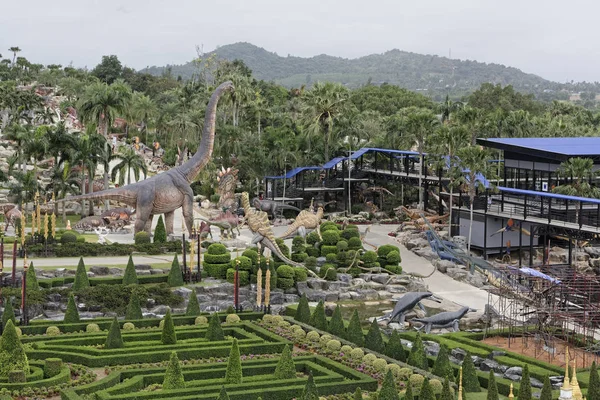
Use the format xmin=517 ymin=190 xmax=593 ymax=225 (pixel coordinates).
xmin=142 ymin=42 xmax=565 ymax=99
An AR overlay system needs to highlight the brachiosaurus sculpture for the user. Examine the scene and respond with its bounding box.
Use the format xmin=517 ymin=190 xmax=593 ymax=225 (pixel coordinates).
xmin=63 ymin=81 xmax=234 ymax=235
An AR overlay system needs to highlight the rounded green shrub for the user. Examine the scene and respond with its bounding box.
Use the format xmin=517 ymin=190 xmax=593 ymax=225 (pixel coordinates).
xmin=325 ymin=268 xmax=337 ymax=281
xmin=409 ymin=374 xmax=425 ymax=387
xmin=8 ymin=370 xmax=26 ymax=383
xmin=208 ymin=243 xmax=228 ymax=254
xmin=373 ymin=358 xmax=388 ymax=372
xmin=430 ymin=379 xmax=443 ymax=394
xmin=325 ymin=253 xmax=337 ymax=264
xmin=320 ymin=263 xmax=335 ymax=278
xmin=291 ymin=252 xmax=308 ymax=263
xmin=294 ymin=267 xmax=308 ymax=282
xmin=361 ymin=251 xmax=378 ymax=263
xmin=276 ymin=265 xmax=295 ymax=278
xmin=86 ymin=323 xmax=100 ymax=333
xmin=378 ymin=244 xmax=399 ymax=258
xmin=195 ymin=316 xmax=208 ymax=325
xmin=341 ymin=345 xmax=353 ymax=354
xmin=350 ymin=348 xmax=364 ymax=360
xmin=387 ymin=250 xmax=401 ymax=265
xmin=386 ymin=363 xmax=402 ymax=378
xmin=46 ymin=326 xmax=60 ymax=336
xmin=362 ymin=353 xmax=377 ymax=366
xmin=44 ymin=358 xmax=62 ymax=378
xmin=231 ymin=256 xmax=252 ymax=272
xmin=15 ymin=327 xmax=22 ymax=337
xmin=320 ymin=245 xmax=337 ymax=257
xmin=60 ymin=232 xmax=77 ymax=244
xmin=319 ymin=334 xmax=332 ymax=347
xmin=306 ymin=331 xmax=320 ymax=342
xmin=305 ymin=256 xmax=318 ymax=270
xmin=336 ymin=240 xmax=349 ymax=252
xmin=348 ymin=237 xmax=363 ymax=249
xmin=306 ymin=231 xmax=321 ymax=245
xmin=204 ymin=253 xmax=232 ymax=264
xmin=326 ymin=339 xmax=341 ymax=352
xmin=134 ymin=231 xmax=151 ymax=245
xmin=226 ymin=269 xmax=250 ymax=286
xmin=123 ymin=322 xmax=135 ymax=331
xmin=306 ymin=247 xmax=320 ymax=257
xmin=241 ymin=249 xmax=258 ymax=266
xmin=226 ymin=314 xmax=240 ymax=323
xmin=398 ymin=368 xmax=412 ymax=381
xmin=277 ymin=277 xmax=294 ymax=290
xmin=293 ymin=329 xmax=306 ymax=339
xmin=342 ymin=228 xmax=360 ymax=240
xmin=320 ymin=221 xmax=339 ymax=232
xmin=322 ymin=229 xmax=340 ymax=245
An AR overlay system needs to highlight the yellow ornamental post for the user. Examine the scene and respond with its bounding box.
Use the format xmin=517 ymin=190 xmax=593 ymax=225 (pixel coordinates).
xmin=36 ymin=202 xmax=41 ymax=235
xmin=265 ymin=265 xmax=271 ymax=308
xmin=43 ymin=212 xmax=49 ymax=240
xmin=30 ymin=210 xmax=35 ymax=236
xmin=256 ymin=268 xmax=262 ymax=308
xmin=51 ymin=213 xmax=56 ymax=239
xmin=20 ymin=214 xmax=26 ymax=246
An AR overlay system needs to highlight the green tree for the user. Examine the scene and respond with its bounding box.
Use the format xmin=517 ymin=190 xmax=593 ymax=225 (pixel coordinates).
xmin=441 ymin=377 xmax=453 ymax=400
xmin=72 ymin=257 xmax=90 ymax=290
xmin=111 ymin=146 xmax=148 ymax=186
xmin=1 ymin=299 xmax=15 ymax=327
xmin=539 ymin=376 xmax=552 ymax=400
xmin=432 ymin=344 xmax=454 ymax=381
xmin=161 ymin=309 xmax=177 ymax=345
xmin=404 ymin=379 xmax=414 ymax=400
xmin=353 ymin=387 xmax=362 ymax=400
xmin=301 ymin=371 xmax=319 ymax=400
xmin=346 ymin=310 xmax=364 ymax=347
xmin=217 ymin=386 xmax=230 ymax=400
xmin=518 ymin=364 xmax=531 ymax=400
xmin=154 ymin=215 xmax=167 ymax=243
xmin=79 ymin=80 xmax=130 ymax=137
xmin=26 ymin=262 xmax=39 ymax=291
xmin=205 ymin=313 xmax=224 ymax=341
xmin=123 ymin=255 xmax=138 ymax=285
xmin=419 ymin=378 xmax=435 ymax=400
xmin=92 ymin=55 xmax=123 ymax=84
xmin=486 ymin=370 xmax=498 ymax=400
xmin=365 ymin=319 xmax=385 ymax=353
xmin=589 ymin=361 xmax=600 ymax=400
xmin=0 ymin=320 xmax=29 ymax=378
xmin=328 ymin=305 xmax=345 ymax=339
xmin=407 ymin=333 xmax=428 ymax=371
xmin=131 ymin=92 xmax=157 ymax=144
xmin=385 ymin=330 xmax=406 ymax=362
xmin=64 ymin=293 xmax=80 ymax=323
xmin=162 ymin=351 xmax=185 ymax=390
xmin=125 ymin=293 xmax=143 ymax=320
xmin=461 ymin=352 xmax=481 ymax=392
xmin=308 ymin=300 xmax=327 ymax=331
xmin=224 ymin=338 xmax=242 ymax=384
xmin=295 ymin=294 xmax=311 ymax=324
xmin=274 ymin=345 xmax=296 ymax=379
xmin=105 ymin=317 xmax=123 ymax=349
xmin=378 ymin=369 xmax=400 ymax=400
xmin=185 ymin=289 xmax=201 ymax=316
xmin=167 ymin=255 xmax=184 ymax=287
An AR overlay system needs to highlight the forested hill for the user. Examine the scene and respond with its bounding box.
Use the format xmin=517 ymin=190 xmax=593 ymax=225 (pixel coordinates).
xmin=142 ymin=42 xmax=565 ymax=100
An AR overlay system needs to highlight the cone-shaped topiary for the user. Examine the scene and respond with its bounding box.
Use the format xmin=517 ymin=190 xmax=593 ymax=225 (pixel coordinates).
xmin=105 ymin=317 xmax=123 ymax=349
xmin=1 ymin=299 xmax=15 ymax=327
xmin=432 ymin=344 xmax=454 ymax=381
xmin=365 ymin=319 xmax=385 ymax=353
xmin=385 ymin=330 xmax=406 ymax=362
xmin=72 ymin=257 xmax=90 ymax=290
xmin=154 ymin=215 xmax=167 ymax=243
xmin=539 ymin=376 xmax=552 ymax=400
xmin=295 ymin=294 xmax=311 ymax=324
xmin=378 ymin=369 xmax=400 ymax=400
xmin=461 ymin=351 xmax=481 ymax=392
xmin=353 ymin=387 xmax=362 ymax=400
xmin=274 ymin=345 xmax=296 ymax=379
xmin=419 ymin=378 xmax=435 ymax=400
xmin=309 ymin=300 xmax=328 ymax=331
xmin=404 ymin=378 xmax=414 ymax=400
xmin=589 ymin=362 xmax=600 ymax=400
xmin=486 ymin=370 xmax=498 ymax=400
xmin=123 ymin=255 xmax=138 ymax=285
xmin=185 ymin=289 xmax=201 ymax=316
xmin=167 ymin=255 xmax=184 ymax=287
xmin=0 ymin=320 xmax=29 ymax=378
xmin=161 ymin=309 xmax=177 ymax=345
xmin=162 ymin=351 xmax=185 ymax=389
xmin=517 ymin=364 xmax=531 ymax=400
xmin=217 ymin=386 xmax=230 ymax=400
xmin=407 ymin=332 xmax=428 ymax=371
xmin=64 ymin=293 xmax=80 ymax=323
xmin=224 ymin=338 xmax=242 ymax=384
xmin=26 ymin=262 xmax=39 ymax=291
xmin=328 ymin=305 xmax=345 ymax=339
xmin=346 ymin=309 xmax=364 ymax=347
xmin=441 ymin=377 xmax=453 ymax=400
xmin=301 ymin=371 xmax=319 ymax=400
xmin=125 ymin=293 xmax=143 ymax=320
xmin=205 ymin=312 xmax=224 ymax=341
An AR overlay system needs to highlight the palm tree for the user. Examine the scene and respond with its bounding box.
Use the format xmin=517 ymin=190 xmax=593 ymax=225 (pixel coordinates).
xmin=47 ymin=122 xmax=78 ymax=167
xmin=111 ymin=146 xmax=148 ymax=186
xmin=8 ymin=47 xmax=21 ymax=67
xmin=131 ymin=92 xmax=157 ymax=145
xmin=48 ymin=163 xmax=80 ymax=222
xmin=9 ymin=170 xmax=40 ymax=208
xmin=456 ymin=146 xmax=491 ymax=252
xmin=301 ymin=82 xmax=350 ymax=164
xmin=455 ymin=105 xmax=482 ymax=145
xmin=78 ymin=81 xmax=131 ymax=138
xmin=97 ymin=140 xmax=118 ymax=210
xmin=3 ymin=123 xmax=31 ymax=173
xmin=74 ymin=130 xmax=106 ymax=216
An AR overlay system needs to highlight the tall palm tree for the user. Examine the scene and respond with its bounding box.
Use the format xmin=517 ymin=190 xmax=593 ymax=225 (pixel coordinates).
xmin=456 ymin=146 xmax=491 ymax=252
xmin=47 ymin=122 xmax=78 ymax=167
xmin=78 ymin=81 xmax=131 ymax=138
xmin=74 ymin=130 xmax=106 ymax=216
xmin=111 ymin=146 xmax=148 ymax=186
xmin=131 ymin=92 xmax=157 ymax=144
xmin=301 ymin=82 xmax=350 ymax=164
xmin=455 ymin=105 xmax=482 ymax=145
xmin=97 ymin=140 xmax=118 ymax=210
xmin=48 ymin=163 xmax=80 ymax=222
xmin=8 ymin=47 xmax=21 ymax=67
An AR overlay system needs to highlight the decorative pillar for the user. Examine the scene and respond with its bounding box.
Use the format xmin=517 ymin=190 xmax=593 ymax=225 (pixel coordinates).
xmin=560 ymin=347 xmax=573 ymax=400
xmin=234 ymin=258 xmax=240 ymax=312
xmin=182 ymin=219 xmax=187 ymax=279
xmin=265 ymin=260 xmax=271 ymax=314
xmin=21 ymin=254 xmax=28 ymax=325
xmin=457 ymin=366 xmax=463 ymax=400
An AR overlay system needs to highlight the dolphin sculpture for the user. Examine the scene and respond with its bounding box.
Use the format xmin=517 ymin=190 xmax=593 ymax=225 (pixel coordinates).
xmin=377 ymin=292 xmax=441 ymax=325
xmin=411 ymin=306 xmax=474 ymax=334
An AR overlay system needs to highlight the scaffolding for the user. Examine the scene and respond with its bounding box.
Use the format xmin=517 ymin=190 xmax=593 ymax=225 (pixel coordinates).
xmin=485 ymin=264 xmax=600 ymax=367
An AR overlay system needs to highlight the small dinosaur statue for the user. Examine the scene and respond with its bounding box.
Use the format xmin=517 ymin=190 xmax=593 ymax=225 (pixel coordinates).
xmin=411 ymin=306 xmax=474 ymax=334
xmin=241 ymin=192 xmax=317 ymax=277
xmin=252 ymin=198 xmax=301 ymax=220
xmin=200 ymin=211 xmax=241 ymax=239
xmin=62 ymin=81 xmax=234 ymax=235
xmin=278 ymin=205 xmax=324 ymax=240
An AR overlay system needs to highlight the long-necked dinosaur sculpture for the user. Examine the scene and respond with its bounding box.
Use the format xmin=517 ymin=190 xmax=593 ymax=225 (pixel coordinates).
xmin=62 ymin=81 xmax=234 ymax=235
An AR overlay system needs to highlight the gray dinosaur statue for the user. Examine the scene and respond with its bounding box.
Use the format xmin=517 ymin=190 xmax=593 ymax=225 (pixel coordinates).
xmin=377 ymin=292 xmax=441 ymax=325
xmin=411 ymin=306 xmax=474 ymax=334
xmin=252 ymin=198 xmax=301 ymax=220
xmin=62 ymin=81 xmax=234 ymax=235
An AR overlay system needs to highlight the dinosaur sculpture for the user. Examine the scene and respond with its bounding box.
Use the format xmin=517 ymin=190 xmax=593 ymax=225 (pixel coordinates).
xmin=252 ymin=198 xmax=301 ymax=220
xmin=74 ymin=215 xmax=107 ymax=231
xmin=278 ymin=205 xmax=324 ymax=239
xmin=411 ymin=306 xmax=474 ymax=333
xmin=241 ymin=192 xmax=317 ymax=277
xmin=197 ymin=221 xmax=212 ymax=239
xmin=216 ymin=167 xmax=239 ymax=211
xmin=100 ymin=207 xmax=134 ymax=222
xmin=200 ymin=211 xmax=242 ymax=239
xmin=4 ymin=205 xmax=22 ymax=229
xmin=377 ymin=292 xmax=441 ymax=325
xmin=490 ymin=218 xmax=531 ymax=237
xmin=62 ymin=81 xmax=234 ymax=235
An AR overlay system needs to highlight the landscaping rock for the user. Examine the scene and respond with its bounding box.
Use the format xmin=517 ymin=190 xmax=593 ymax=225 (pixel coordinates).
xmin=406 ymin=238 xmax=428 ymax=250
xmin=479 ymin=359 xmax=504 ymax=373
xmin=423 ymin=341 xmax=440 ymax=356
xmin=386 ymin=285 xmax=407 ymax=293
xmin=135 ymin=264 xmax=152 ymax=270
xmin=284 ymin=287 xmax=298 ymax=294
xmin=338 ymin=292 xmax=352 ymax=300
xmin=307 ymin=278 xmax=326 ymax=290
xmin=530 ymin=377 xmax=543 ymax=388
xmin=503 ymin=366 xmax=522 ymax=379
xmin=270 ymin=292 xmax=284 ymax=305
xmin=446 ymin=267 xmax=468 ymax=281
xmin=150 ymin=269 xmax=164 ymax=274
xmin=370 ymin=274 xmax=391 ymax=285
xmin=284 ymin=294 xmax=299 ymax=303
xmin=325 ymin=292 xmax=339 ymax=302
xmin=53 ymin=268 xmax=67 ymax=277
xmin=434 ymin=259 xmax=456 ymax=273
xmin=173 ymin=287 xmax=193 ymax=298
xmin=295 ymin=281 xmax=308 ymax=292
xmin=109 ymin=268 xmax=123 ymax=275
xmin=44 ymin=302 xmax=61 ymax=311
xmin=489 ymin=350 xmax=506 ymax=358
xmin=451 ymin=347 xmax=467 ymax=361
xmin=90 ymin=266 xmax=110 ymax=275
xmin=338 ymin=273 xmax=352 ymax=284
xmin=137 ymin=270 xmax=152 ymax=276
xmin=149 ymin=305 xmax=171 ymax=315
xmin=414 ymin=248 xmax=438 ymax=262
xmin=302 ymin=289 xmax=328 ymax=302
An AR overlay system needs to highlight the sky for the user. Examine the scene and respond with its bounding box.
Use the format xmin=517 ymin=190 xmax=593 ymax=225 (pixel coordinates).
xmin=1 ymin=0 xmax=598 ymax=83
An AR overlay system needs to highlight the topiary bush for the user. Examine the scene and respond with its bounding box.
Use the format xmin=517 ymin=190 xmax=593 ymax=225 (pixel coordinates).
xmin=385 ymin=330 xmax=406 ymax=362
xmin=134 ymin=231 xmax=151 ymax=245
xmin=305 ymin=246 xmax=320 ymax=258
xmin=347 ymin=237 xmax=363 ymax=250
xmin=226 ymin=314 xmax=240 ymax=323
xmin=321 ymin=229 xmax=340 ymax=245
xmin=309 ymin=300 xmax=328 ymax=331
xmin=365 ymin=319 xmax=385 ymax=353
xmin=325 ymin=268 xmax=337 ymax=281
xmin=46 ymin=326 xmax=60 ymax=336
xmin=306 ymin=231 xmax=321 ymax=246
xmin=26 ymin=262 xmax=39 ymax=291
xmin=231 ymin=256 xmax=253 ymax=272
xmin=195 ymin=316 xmax=208 ymax=325
xmin=204 ymin=244 xmax=231 ymax=279
xmin=226 ymin=268 xmax=250 ymax=286
xmin=123 ymin=255 xmax=138 ymax=285
xmin=64 ymin=293 xmax=80 ymax=323
xmin=161 ymin=309 xmax=177 ymax=345
xmin=291 ymin=252 xmax=308 ymax=263
xmin=72 ymin=257 xmax=90 ymax=290
xmin=377 ymin=244 xmax=399 ymax=258
xmin=154 ymin=215 xmax=167 ymax=244
xmin=305 ymin=256 xmax=318 ymax=271
xmin=325 ymin=252 xmax=338 ymax=264
xmin=167 ymin=255 xmax=184 ymax=287
xmin=276 ymin=264 xmax=295 ymax=289
xmin=320 ymin=245 xmax=337 ymax=257
xmin=320 ymin=221 xmax=339 ymax=232
xmin=0 ymin=320 xmax=29 ymax=378
xmin=336 ymin=240 xmax=348 ymax=252
xmin=123 ymin=322 xmax=135 ymax=331
xmin=1 ymin=299 xmax=15 ymax=327
xmin=60 ymin=231 xmax=77 ymax=244
xmin=105 ymin=317 xmax=123 ymax=349
xmin=461 ymin=351 xmax=481 ymax=392
xmin=205 ymin=313 xmax=224 ymax=341
xmin=319 ymin=263 xmax=335 ymax=278
xmin=86 ymin=323 xmax=100 ymax=333
xmin=224 ymin=338 xmax=242 ymax=384
xmin=186 ymin=289 xmax=201 ymax=316
xmin=342 ymin=228 xmax=360 ymax=240
xmin=432 ymin=344 xmax=454 ymax=381
xmin=295 ymin=294 xmax=311 ymax=323
xmin=274 ymin=345 xmax=296 ymax=379
xmin=125 ymin=293 xmax=143 ymax=320
xmin=162 ymin=351 xmax=185 ymax=389
xmin=386 ymin=250 xmax=401 ymax=266
xmin=350 ymin=348 xmax=364 ymax=361
xmin=306 ymin=331 xmax=320 ymax=343
xmin=44 ymin=358 xmax=62 ymax=378
xmin=294 ymin=267 xmax=308 ymax=282
xmin=347 ymin=310 xmax=365 ymax=346
xmin=328 ymin=305 xmax=346 ymax=339
xmin=408 ymin=333 xmax=429 ymax=371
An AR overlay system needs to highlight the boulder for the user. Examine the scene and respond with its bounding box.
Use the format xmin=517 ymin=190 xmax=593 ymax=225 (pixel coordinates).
xmin=149 ymin=305 xmax=171 ymax=315
xmin=503 ymin=366 xmax=522 ymax=377
xmin=150 ymin=269 xmax=164 ymax=275
xmin=406 ymin=238 xmax=428 ymax=250
xmin=134 ymin=264 xmax=152 ymax=270
xmin=90 ymin=266 xmax=109 ymax=275
xmin=530 ymin=377 xmax=543 ymax=389
xmin=338 ymin=273 xmax=353 ymax=284
xmin=414 ymin=248 xmax=438 ymax=262
xmin=370 ymin=274 xmax=391 ymax=285
xmin=584 ymin=247 xmax=600 ymax=258
xmin=109 ymin=268 xmax=123 ymax=275
xmin=479 ymin=359 xmax=503 ymax=373
xmin=446 ymin=267 xmax=468 ymax=281
xmin=451 ymin=347 xmax=467 ymax=361
xmin=137 ymin=270 xmax=152 ymax=275
xmin=307 ymin=278 xmax=326 ymax=290
xmin=173 ymin=287 xmax=193 ymax=298
xmin=434 ymin=259 xmax=456 ymax=273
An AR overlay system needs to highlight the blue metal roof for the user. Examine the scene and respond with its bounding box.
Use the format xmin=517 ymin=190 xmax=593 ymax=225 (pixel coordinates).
xmin=350 ymin=147 xmax=420 ymax=160
xmin=265 ymin=166 xmax=321 ymax=180
xmin=497 ymin=186 xmax=600 ymax=205
xmin=480 ymin=137 xmax=600 ymax=157
xmin=322 ymin=156 xmax=346 ymax=169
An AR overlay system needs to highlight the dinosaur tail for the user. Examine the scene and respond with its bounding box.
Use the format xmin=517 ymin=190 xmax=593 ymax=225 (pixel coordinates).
xmin=278 ymin=221 xmax=301 ymax=239
xmin=279 ymin=205 xmax=302 ymax=212
xmin=262 ymin=237 xmax=318 ymax=278
xmin=60 ymin=188 xmax=137 ymax=207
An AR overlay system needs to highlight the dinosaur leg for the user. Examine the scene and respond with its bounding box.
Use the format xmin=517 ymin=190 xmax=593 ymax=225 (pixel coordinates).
xmin=298 ymin=226 xmax=306 ymax=239
xmin=399 ymin=313 xmax=406 ymax=325
xmin=164 ymin=211 xmax=175 ymax=235
xmin=251 ymin=234 xmax=264 ymax=245
xmin=452 ymin=319 xmax=459 ymax=332
xmin=144 ymin=214 xmax=154 ymax=234
xmin=425 ymin=323 xmax=432 ymax=334
xmin=181 ymin=190 xmax=194 ymax=236
xmin=135 ymin=187 xmax=154 ymax=234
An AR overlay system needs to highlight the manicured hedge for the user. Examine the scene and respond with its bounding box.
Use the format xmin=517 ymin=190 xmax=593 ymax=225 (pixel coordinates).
xmin=0 ymin=362 xmax=70 ymax=390
xmin=38 ymin=274 xmax=169 ymax=289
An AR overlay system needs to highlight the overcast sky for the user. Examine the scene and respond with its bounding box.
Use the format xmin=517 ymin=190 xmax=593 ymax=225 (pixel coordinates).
xmin=1 ymin=0 xmax=598 ymax=83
